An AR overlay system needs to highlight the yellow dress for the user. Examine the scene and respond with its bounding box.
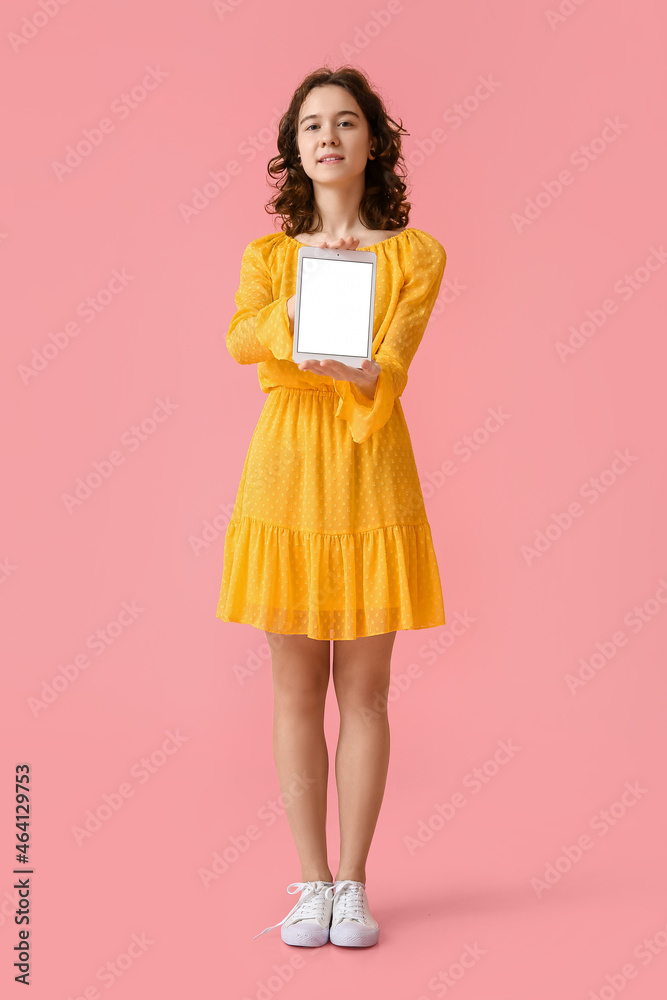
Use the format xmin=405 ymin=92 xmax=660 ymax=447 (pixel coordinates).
xmin=215 ymin=227 xmax=448 ymax=640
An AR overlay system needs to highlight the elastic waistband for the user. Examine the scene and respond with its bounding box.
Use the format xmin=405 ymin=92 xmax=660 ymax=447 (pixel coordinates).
xmin=268 ymin=385 xmax=336 ymax=395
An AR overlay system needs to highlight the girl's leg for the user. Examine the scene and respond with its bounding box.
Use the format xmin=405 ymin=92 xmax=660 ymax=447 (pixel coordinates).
xmin=331 ymin=631 xmax=397 ymax=883
xmin=266 ymin=631 xmax=333 ymax=882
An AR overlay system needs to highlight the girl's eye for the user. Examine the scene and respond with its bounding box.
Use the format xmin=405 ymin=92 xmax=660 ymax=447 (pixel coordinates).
xmin=306 ymin=121 xmax=354 ymax=131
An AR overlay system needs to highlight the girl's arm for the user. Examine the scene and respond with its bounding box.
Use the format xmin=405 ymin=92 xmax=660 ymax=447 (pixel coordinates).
xmin=226 ymin=242 xmax=294 ymax=365
xmin=333 ymin=234 xmax=447 ymax=444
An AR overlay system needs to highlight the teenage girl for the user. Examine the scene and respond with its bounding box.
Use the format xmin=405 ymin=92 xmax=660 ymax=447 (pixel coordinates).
xmin=217 ymin=65 xmax=447 ymax=948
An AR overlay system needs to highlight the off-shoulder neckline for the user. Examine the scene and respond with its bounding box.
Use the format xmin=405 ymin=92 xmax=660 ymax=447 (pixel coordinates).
xmin=283 ymin=227 xmax=424 ymax=251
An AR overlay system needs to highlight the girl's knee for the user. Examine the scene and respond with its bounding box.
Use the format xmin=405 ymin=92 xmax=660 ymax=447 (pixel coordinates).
xmin=268 ymin=634 xmax=331 ymax=705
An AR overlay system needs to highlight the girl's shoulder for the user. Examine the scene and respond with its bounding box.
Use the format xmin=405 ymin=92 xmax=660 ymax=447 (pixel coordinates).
xmin=240 ymin=231 xmax=291 ymax=272
xmin=389 ymin=229 xmax=446 ymax=280
xmin=246 ymin=231 xmax=287 ymax=250
xmin=401 ymin=228 xmax=446 ymax=262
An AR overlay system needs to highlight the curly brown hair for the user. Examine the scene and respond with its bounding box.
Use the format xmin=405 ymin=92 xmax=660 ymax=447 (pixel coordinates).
xmin=265 ymin=65 xmax=412 ymax=238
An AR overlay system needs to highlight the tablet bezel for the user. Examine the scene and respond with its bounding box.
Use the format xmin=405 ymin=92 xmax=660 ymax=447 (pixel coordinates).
xmin=292 ymin=245 xmax=377 ymax=368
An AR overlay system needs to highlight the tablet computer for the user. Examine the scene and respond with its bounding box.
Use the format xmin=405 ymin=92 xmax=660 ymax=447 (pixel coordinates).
xmin=292 ymin=245 xmax=377 ymax=368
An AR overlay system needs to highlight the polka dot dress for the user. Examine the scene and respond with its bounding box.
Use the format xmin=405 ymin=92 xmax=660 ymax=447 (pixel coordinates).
xmin=215 ymin=228 xmax=448 ymax=640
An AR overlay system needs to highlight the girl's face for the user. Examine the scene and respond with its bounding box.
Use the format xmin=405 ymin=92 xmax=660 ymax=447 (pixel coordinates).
xmin=296 ymin=85 xmax=374 ymax=185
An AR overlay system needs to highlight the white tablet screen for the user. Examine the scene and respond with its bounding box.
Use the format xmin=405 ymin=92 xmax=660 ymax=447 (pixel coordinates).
xmin=296 ymin=257 xmax=375 ymax=357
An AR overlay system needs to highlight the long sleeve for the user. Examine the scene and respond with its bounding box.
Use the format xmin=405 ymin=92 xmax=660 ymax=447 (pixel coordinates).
xmin=226 ymin=241 xmax=293 ymax=365
xmin=332 ymin=233 xmax=447 ymax=444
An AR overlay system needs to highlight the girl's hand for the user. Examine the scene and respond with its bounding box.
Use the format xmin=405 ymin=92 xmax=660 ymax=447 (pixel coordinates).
xmin=295 ymin=236 xmax=379 ymax=399
xmin=298 ymin=357 xmax=380 ymax=398
xmin=314 ymin=236 xmax=360 ymax=251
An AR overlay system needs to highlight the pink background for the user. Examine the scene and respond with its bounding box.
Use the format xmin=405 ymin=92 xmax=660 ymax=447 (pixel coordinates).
xmin=2 ymin=0 xmax=667 ymax=997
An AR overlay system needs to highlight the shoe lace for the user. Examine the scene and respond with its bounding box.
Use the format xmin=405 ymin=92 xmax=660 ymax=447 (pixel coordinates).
xmin=333 ymin=880 xmax=367 ymax=922
xmin=253 ymin=881 xmax=334 ymax=939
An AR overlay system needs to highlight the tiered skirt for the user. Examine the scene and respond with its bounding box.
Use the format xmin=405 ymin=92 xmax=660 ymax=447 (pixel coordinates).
xmin=216 ymin=386 xmax=445 ymax=640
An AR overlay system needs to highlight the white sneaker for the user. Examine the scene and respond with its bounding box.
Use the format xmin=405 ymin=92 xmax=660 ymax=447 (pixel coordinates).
xmin=253 ymin=880 xmax=334 ymax=947
xmin=330 ymin=879 xmax=379 ymax=947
